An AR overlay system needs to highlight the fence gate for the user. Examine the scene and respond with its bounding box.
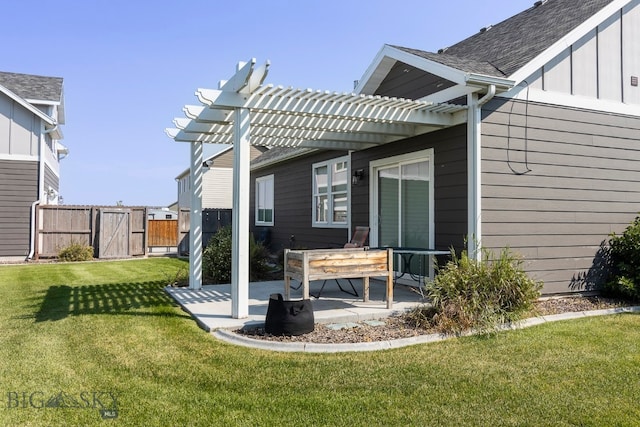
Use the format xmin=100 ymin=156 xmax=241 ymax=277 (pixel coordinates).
xmin=97 ymin=209 xmax=131 ymax=258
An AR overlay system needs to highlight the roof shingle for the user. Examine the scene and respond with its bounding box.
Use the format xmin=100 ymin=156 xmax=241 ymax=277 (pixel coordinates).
xmin=396 ymin=0 xmax=615 ymax=77
xmin=0 ymin=71 xmax=63 ymax=103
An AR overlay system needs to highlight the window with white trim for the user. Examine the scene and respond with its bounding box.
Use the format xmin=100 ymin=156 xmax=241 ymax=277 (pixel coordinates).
xmin=255 ymin=175 xmax=274 ymax=226
xmin=313 ymin=156 xmax=349 ymax=227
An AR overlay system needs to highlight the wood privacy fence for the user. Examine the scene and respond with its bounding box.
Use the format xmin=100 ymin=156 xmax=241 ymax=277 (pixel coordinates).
xmin=37 ymin=205 xmax=147 ymax=259
xmin=36 ymin=205 xmax=232 ymax=259
xmin=148 ymin=219 xmax=178 ymax=247
xmin=177 ymin=208 xmax=232 ymax=255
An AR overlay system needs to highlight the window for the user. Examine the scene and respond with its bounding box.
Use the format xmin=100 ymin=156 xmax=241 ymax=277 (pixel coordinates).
xmin=255 ymin=175 xmax=274 ymax=226
xmin=313 ymin=156 xmax=349 ymax=227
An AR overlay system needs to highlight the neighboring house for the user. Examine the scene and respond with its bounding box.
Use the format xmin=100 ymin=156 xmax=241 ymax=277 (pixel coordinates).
xmin=176 ymin=145 xmax=266 ymax=210
xmin=147 ymin=207 xmax=178 ymax=220
xmin=250 ymin=0 xmax=640 ymax=294
xmin=0 ymin=71 xmax=66 ymax=261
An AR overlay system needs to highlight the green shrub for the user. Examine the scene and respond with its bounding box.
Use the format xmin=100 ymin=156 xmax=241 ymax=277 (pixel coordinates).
xmin=57 ymin=241 xmax=94 ymax=262
xmin=420 ymin=247 xmax=542 ymax=334
xmin=605 ymin=215 xmax=640 ymax=300
xmin=202 ymin=226 xmax=271 ymax=284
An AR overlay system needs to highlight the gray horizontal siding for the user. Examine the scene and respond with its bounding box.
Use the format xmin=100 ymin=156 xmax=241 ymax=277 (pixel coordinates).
xmin=353 ymin=124 xmax=468 ymax=252
xmin=44 ymin=164 xmax=59 ymax=192
xmin=250 ymin=150 xmax=350 ymax=253
xmin=481 ymin=97 xmax=640 ymax=294
xmin=0 ymin=159 xmax=38 ymax=257
xmin=251 ymin=126 xmax=469 ymax=259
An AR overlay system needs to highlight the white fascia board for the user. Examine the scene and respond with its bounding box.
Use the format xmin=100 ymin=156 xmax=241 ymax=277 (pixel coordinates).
xmin=421 ymin=84 xmax=476 ymax=104
xmin=355 ymin=45 xmax=397 ymax=95
xmin=465 ymin=73 xmax=515 ymax=90
xmin=0 ymin=85 xmax=56 ymax=126
xmin=355 ymin=44 xmax=469 ymax=95
xmin=504 ymin=87 xmax=640 ymax=117
xmin=0 ymin=153 xmax=39 ymax=161
xmin=356 ymin=45 xmax=513 ymax=104
xmin=25 ymin=99 xmax=60 ymax=106
xmin=509 ymin=0 xmax=634 ymax=83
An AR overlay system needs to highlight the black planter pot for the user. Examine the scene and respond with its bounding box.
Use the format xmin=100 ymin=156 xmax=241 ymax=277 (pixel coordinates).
xmin=265 ymin=293 xmax=314 ymax=336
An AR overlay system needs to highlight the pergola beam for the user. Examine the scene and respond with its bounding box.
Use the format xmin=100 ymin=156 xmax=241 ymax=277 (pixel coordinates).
xmin=166 ymin=58 xmax=468 ymax=320
xmin=195 ymin=86 xmax=463 ymax=126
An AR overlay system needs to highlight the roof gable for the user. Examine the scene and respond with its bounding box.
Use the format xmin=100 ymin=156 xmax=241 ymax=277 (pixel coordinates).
xmin=440 ymin=0 xmax=615 ymax=77
xmin=0 ymin=71 xmax=63 ymax=103
xmin=359 ymin=0 xmax=627 ymax=101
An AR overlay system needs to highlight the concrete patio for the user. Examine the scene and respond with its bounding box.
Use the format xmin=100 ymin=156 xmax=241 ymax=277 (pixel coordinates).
xmin=165 ymin=278 xmax=426 ymax=332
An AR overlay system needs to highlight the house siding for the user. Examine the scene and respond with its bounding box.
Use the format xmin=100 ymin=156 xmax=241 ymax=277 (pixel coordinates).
xmin=0 ymin=159 xmax=38 ymax=257
xmin=202 ymin=168 xmax=232 ymax=209
xmin=481 ymin=97 xmax=640 ymax=294
xmin=250 ymin=150 xmax=350 ymax=253
xmin=0 ymin=94 xmax=39 ymax=157
xmin=44 ymin=163 xmax=58 ymax=192
xmin=352 ymin=124 xmax=468 ymax=252
xmin=527 ymin=3 xmax=640 ymax=105
xmin=178 ymin=146 xmax=264 ymax=209
xmin=250 ymin=125 xmax=469 ymax=256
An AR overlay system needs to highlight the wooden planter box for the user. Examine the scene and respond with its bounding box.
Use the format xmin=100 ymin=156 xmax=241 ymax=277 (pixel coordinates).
xmin=284 ymin=247 xmax=394 ymax=309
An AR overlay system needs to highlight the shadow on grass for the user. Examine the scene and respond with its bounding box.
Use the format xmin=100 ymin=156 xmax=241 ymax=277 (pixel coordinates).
xmin=33 ymin=281 xmax=189 ymax=322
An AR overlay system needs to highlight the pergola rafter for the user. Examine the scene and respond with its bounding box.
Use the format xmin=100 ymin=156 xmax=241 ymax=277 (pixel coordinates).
xmin=166 ymin=58 xmax=468 ymax=319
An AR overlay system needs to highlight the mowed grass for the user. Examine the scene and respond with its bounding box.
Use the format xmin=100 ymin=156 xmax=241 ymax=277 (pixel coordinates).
xmin=1 ymin=258 xmax=639 ymax=426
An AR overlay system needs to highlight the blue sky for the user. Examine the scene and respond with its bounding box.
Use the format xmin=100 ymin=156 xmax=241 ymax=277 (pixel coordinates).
xmin=3 ymin=0 xmax=533 ymax=206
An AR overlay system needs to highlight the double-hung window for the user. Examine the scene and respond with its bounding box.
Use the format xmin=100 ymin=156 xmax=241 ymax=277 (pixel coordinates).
xmin=255 ymin=175 xmax=274 ymax=226
xmin=313 ymin=156 xmax=349 ymax=227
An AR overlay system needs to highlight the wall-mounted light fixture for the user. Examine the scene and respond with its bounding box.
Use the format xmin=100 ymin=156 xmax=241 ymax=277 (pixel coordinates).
xmin=352 ymin=169 xmax=365 ymax=185
xmin=203 ymin=159 xmax=214 ymax=168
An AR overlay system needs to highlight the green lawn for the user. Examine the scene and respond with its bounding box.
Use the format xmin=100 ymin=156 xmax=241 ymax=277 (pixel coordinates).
xmin=1 ymin=258 xmax=639 ymax=426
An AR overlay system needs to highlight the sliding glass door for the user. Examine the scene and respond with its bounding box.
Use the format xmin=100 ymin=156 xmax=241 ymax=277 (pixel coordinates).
xmin=371 ymin=150 xmax=434 ymax=275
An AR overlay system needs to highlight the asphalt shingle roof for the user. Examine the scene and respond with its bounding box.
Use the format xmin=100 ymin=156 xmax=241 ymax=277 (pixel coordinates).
xmin=251 ymin=147 xmax=313 ymax=169
xmin=0 ymin=71 xmax=63 ymax=103
xmin=395 ymin=0 xmax=615 ymax=77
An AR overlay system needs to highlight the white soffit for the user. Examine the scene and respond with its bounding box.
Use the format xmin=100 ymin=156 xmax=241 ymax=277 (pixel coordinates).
xmin=166 ymin=59 xmax=467 ymax=151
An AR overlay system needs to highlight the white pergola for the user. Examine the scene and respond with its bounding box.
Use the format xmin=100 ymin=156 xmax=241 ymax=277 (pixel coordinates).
xmin=166 ymin=59 xmax=468 ymax=319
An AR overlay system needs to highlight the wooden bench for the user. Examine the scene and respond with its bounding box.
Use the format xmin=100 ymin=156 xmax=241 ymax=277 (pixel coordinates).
xmin=284 ymin=247 xmax=394 ymax=309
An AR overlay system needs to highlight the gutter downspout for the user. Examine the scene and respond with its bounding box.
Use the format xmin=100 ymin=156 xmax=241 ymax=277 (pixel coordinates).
xmin=29 ymin=120 xmax=50 ymax=260
xmin=43 ymin=122 xmax=58 ymax=134
xmin=467 ymin=84 xmax=495 ymax=260
xmin=27 ymin=200 xmax=40 ymax=260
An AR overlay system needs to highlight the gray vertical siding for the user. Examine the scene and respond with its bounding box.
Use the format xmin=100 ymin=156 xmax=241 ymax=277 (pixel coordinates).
xmin=0 ymin=95 xmax=39 ymax=156
xmin=481 ymin=97 xmax=640 ymax=293
xmin=0 ymin=160 xmax=38 ymax=257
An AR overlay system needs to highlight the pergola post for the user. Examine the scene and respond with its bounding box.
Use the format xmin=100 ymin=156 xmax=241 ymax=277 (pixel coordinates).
xmin=189 ymin=140 xmax=204 ymax=289
xmin=231 ymin=107 xmax=250 ymax=318
xmin=166 ymin=58 xmax=487 ymax=320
